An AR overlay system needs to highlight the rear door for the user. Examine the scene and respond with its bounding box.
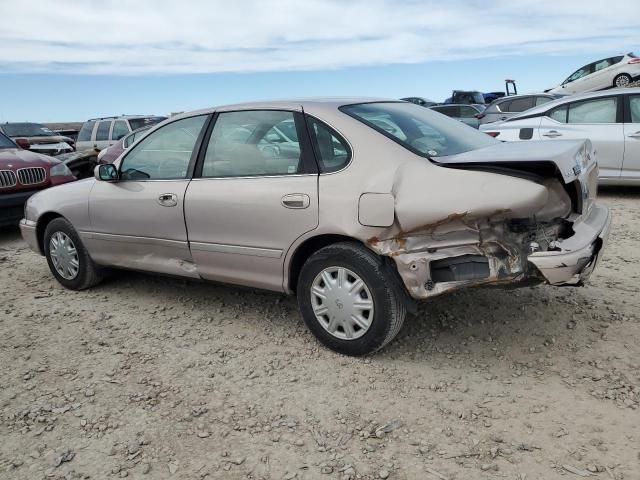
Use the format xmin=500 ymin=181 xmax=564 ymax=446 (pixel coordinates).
xmin=622 ymin=94 xmax=640 ymax=180
xmin=184 ymin=109 xmax=319 ymax=292
xmin=538 ymin=95 xmax=624 ymax=179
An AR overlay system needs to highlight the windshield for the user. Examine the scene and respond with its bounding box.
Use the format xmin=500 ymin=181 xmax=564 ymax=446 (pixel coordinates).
xmin=2 ymin=123 xmax=56 ymax=137
xmin=129 ymin=116 xmax=167 ymax=131
xmin=0 ymin=131 xmax=16 ymax=148
xmin=340 ymin=102 xmax=497 ymax=158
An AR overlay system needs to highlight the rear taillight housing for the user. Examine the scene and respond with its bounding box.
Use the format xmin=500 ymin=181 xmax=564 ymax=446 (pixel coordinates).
xmin=629 ymin=58 xmax=640 ymax=64
xmin=485 ymin=131 xmax=500 ymax=137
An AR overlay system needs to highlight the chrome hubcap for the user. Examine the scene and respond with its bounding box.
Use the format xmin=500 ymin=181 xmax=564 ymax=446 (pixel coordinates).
xmin=49 ymin=231 xmax=79 ymax=280
xmin=310 ymin=267 xmax=374 ymax=340
xmin=616 ymin=76 xmax=630 ymax=87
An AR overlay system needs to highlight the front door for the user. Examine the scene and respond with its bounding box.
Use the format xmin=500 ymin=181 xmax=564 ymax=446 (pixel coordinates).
xmin=184 ymin=109 xmax=318 ymax=292
xmin=622 ymin=94 xmax=640 ymax=181
xmin=539 ymin=95 xmax=624 ymax=179
xmin=86 ymin=115 xmax=209 ymax=276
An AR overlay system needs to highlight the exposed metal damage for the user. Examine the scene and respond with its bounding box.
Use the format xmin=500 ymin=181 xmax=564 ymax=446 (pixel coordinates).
xmin=367 ymin=169 xmax=607 ymax=300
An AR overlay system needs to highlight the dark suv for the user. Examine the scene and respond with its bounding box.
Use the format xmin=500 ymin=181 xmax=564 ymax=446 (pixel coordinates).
xmin=0 ymin=131 xmax=76 ymax=226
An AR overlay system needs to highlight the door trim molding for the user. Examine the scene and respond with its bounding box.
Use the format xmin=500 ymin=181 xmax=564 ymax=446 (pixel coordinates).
xmin=190 ymin=241 xmax=283 ymax=258
xmin=80 ymin=231 xmax=189 ymax=250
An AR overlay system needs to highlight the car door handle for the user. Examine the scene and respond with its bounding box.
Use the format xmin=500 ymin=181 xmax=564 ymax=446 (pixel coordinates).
xmin=281 ymin=193 xmax=310 ymax=209
xmin=157 ymin=193 xmax=178 ymax=207
xmin=542 ymin=130 xmax=563 ymax=138
xmin=628 ymin=131 xmax=640 ymax=138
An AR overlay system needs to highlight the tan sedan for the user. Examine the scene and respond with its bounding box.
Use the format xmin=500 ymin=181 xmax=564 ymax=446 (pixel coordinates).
xmin=20 ymin=99 xmax=611 ymax=355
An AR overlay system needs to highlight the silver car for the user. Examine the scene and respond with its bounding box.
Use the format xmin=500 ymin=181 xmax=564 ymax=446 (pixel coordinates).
xmin=429 ymin=104 xmax=485 ymax=128
xmin=478 ymin=94 xmax=565 ymax=125
xmin=546 ymin=53 xmax=640 ymax=95
xmin=20 ymin=99 xmax=611 ymax=355
xmin=480 ymin=88 xmax=640 ymax=185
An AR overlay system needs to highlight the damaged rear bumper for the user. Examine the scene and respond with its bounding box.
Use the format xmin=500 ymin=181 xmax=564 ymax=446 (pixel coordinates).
xmin=527 ymin=203 xmax=611 ymax=286
xmin=373 ymin=203 xmax=611 ymax=300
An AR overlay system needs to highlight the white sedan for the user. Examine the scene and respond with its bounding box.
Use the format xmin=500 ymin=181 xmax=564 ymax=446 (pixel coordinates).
xmin=545 ymin=53 xmax=640 ymax=94
xmin=480 ymin=88 xmax=640 ymax=185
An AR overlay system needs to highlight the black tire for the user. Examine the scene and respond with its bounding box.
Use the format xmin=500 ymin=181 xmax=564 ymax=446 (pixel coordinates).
xmin=44 ymin=217 xmax=103 ymax=290
xmin=613 ymin=73 xmax=632 ymax=88
xmin=297 ymin=242 xmax=406 ymax=356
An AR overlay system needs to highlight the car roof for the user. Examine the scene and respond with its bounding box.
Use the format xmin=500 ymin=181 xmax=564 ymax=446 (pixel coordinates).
xmin=86 ymin=115 xmax=166 ymax=121
xmin=169 ymin=97 xmax=397 ymax=121
xmin=509 ymin=87 xmax=640 ymax=121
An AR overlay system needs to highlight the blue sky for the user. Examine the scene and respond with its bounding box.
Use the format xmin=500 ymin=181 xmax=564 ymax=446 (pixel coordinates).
xmin=1 ymin=0 xmax=639 ymax=122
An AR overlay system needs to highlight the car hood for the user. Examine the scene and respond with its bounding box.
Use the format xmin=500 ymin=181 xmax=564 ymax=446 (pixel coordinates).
xmin=434 ymin=139 xmax=592 ymax=184
xmin=0 ymin=148 xmax=61 ymax=169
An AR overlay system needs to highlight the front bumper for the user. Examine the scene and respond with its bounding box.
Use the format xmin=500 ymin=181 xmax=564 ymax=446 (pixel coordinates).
xmin=528 ymin=203 xmax=611 ymax=285
xmin=19 ymin=219 xmax=40 ymax=254
xmin=0 ymin=190 xmax=37 ymax=227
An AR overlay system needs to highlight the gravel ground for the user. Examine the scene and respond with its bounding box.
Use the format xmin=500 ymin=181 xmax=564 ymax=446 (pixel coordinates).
xmin=1 ymin=188 xmax=639 ymax=480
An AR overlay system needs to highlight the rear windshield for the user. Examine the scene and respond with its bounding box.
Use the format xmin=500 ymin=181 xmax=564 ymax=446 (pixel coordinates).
xmin=129 ymin=116 xmax=167 ymax=131
xmin=340 ymin=102 xmax=497 ymax=158
xmin=2 ymin=123 xmax=55 ymax=137
xmin=0 ymin=131 xmax=16 ymax=148
xmin=629 ymin=52 xmax=637 ymax=58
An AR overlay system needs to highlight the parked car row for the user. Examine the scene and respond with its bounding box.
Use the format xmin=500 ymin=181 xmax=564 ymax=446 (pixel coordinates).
xmin=0 ymin=122 xmax=75 ymax=155
xmin=0 ymin=131 xmax=76 ymax=226
xmin=481 ymin=88 xmax=640 ymax=185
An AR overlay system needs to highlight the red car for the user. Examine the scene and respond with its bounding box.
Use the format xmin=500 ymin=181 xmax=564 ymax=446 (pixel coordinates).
xmin=0 ymin=132 xmax=76 ymax=227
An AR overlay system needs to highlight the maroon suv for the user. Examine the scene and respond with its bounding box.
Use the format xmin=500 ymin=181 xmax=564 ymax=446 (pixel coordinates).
xmin=0 ymin=131 xmax=76 ymax=226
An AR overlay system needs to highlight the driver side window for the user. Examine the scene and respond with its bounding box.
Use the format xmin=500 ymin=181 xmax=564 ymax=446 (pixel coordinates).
xmin=120 ymin=115 xmax=207 ymax=180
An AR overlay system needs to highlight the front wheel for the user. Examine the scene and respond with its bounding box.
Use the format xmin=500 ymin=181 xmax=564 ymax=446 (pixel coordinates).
xmin=613 ymin=73 xmax=632 ymax=88
xmin=297 ymin=242 xmax=406 ymax=356
xmin=44 ymin=217 xmax=103 ymax=290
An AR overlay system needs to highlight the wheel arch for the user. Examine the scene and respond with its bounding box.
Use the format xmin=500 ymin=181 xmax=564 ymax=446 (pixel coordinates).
xmin=36 ymin=212 xmax=64 ymax=255
xmin=286 ymin=234 xmax=361 ymax=293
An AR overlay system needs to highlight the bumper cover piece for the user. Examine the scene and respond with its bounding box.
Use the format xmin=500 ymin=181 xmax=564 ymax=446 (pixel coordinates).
xmin=527 ymin=204 xmax=611 ymax=285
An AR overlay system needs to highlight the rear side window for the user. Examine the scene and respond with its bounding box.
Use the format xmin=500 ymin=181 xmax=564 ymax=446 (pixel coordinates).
xmin=535 ymin=96 xmax=553 ymax=106
xmin=549 ymin=105 xmax=568 ymax=123
xmin=568 ymin=97 xmax=617 ymax=124
xmin=432 ymin=106 xmax=458 ymax=117
xmin=496 ymin=99 xmax=511 ymax=112
xmin=77 ymin=121 xmax=95 ymax=141
xmin=306 ymin=117 xmax=351 ymax=173
xmin=629 ymin=96 xmax=640 ymax=123
xmin=458 ymin=106 xmax=479 ymax=118
xmin=95 ymin=121 xmax=111 ymax=141
xmin=202 ymin=110 xmax=302 ymax=177
xmin=112 ymin=121 xmax=129 ymax=140
xmin=507 ymin=97 xmax=534 ymax=112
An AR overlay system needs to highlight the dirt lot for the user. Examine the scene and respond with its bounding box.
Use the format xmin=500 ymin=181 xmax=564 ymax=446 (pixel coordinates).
xmin=1 ymin=188 xmax=639 ymax=480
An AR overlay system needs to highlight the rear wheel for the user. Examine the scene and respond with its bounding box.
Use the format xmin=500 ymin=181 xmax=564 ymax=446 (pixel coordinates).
xmin=613 ymin=73 xmax=632 ymax=88
xmin=44 ymin=217 xmax=103 ymax=290
xmin=297 ymin=242 xmax=406 ymax=356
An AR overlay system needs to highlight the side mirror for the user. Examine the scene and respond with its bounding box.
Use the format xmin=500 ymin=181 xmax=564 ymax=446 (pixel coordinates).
xmin=94 ymin=163 xmax=119 ymax=182
xmin=15 ymin=138 xmax=30 ymax=149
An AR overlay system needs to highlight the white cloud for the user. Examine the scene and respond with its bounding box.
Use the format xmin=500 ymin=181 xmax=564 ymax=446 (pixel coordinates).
xmin=0 ymin=0 xmax=639 ymax=74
